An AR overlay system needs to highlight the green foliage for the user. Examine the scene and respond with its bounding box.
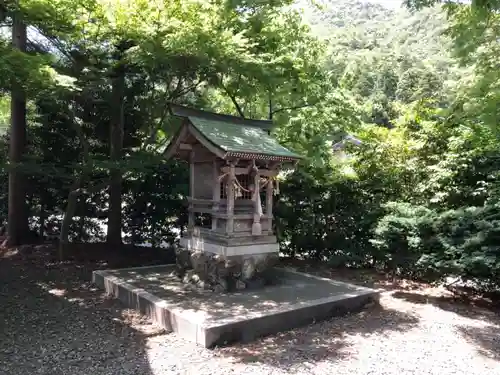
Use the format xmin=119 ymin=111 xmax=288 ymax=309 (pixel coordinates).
xmin=370 ymin=202 xmax=436 ymax=278
xmin=427 ymin=204 xmax=500 ymax=290
xmin=371 ymin=201 xmax=500 ymax=290
xmin=0 ymin=0 xmax=333 ymax=245
xmin=276 ymin=163 xmax=379 ymax=266
xmin=301 ymin=1 xmax=463 ymax=130
xmin=0 ymin=95 xmax=8 ymax=134
xmin=122 ymin=159 xmax=188 ymax=247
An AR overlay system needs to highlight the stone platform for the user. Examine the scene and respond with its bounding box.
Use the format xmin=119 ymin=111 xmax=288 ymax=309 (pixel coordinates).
xmin=92 ymin=265 xmax=380 ymax=348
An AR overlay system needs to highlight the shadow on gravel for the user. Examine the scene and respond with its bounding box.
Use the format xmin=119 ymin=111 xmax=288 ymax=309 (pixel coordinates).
xmin=216 ymin=302 xmax=419 ymax=369
xmin=391 ymin=290 xmax=500 ymax=322
xmin=0 ymin=244 xmax=172 ymax=375
xmin=280 ymin=258 xmax=431 ymax=292
xmin=458 ymin=324 xmax=500 ymax=362
xmin=392 ymin=290 xmax=500 ymax=363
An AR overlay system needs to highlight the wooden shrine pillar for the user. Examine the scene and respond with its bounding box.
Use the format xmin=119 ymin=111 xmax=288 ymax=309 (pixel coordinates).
xmin=251 ymin=161 xmax=262 ymax=236
xmin=226 ymin=161 xmax=235 ymax=234
xmin=266 ymin=176 xmax=274 ymax=226
xmin=212 ymin=159 xmax=220 ymax=231
xmin=188 ymin=150 xmax=195 ymax=231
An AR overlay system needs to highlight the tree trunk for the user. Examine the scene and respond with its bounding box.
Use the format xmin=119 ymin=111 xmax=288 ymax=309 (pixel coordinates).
xmin=59 ymin=181 xmax=107 ymax=259
xmin=77 ymin=197 xmax=86 ymax=242
xmin=39 ymin=205 xmax=45 ymax=239
xmin=57 ymin=102 xmax=95 ymax=258
xmin=6 ymin=12 xmax=28 ymax=247
xmin=59 ymin=182 xmax=80 ymax=260
xmin=106 ymin=64 xmax=125 ymax=245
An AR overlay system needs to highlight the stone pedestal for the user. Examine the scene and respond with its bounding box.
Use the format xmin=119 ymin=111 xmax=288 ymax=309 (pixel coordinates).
xmin=175 ymin=235 xmax=279 ymax=292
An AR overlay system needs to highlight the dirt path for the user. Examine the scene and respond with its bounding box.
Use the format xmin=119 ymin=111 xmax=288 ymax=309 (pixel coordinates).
xmin=1 ymin=246 xmax=499 ymax=375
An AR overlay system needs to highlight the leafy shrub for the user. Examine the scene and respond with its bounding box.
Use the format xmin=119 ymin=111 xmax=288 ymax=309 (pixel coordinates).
xmin=275 ymin=163 xmax=386 ymax=267
xmin=370 ymin=201 xmax=436 ymax=278
xmin=122 ymin=159 xmax=188 ymax=247
xmin=426 ymin=204 xmax=500 ymax=290
xmin=371 ymin=200 xmax=500 ymax=290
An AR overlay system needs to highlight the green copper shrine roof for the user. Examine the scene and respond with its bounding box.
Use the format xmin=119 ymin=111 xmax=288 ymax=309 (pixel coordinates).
xmin=188 ymin=116 xmax=301 ymax=160
xmin=165 ymin=104 xmax=302 ymax=161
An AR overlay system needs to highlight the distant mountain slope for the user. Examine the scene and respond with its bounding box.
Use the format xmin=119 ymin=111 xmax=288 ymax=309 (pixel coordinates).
xmin=298 ymin=0 xmax=450 ymax=60
xmin=294 ymin=0 xmax=459 ymax=125
xmin=300 ymin=0 xmax=395 ymax=30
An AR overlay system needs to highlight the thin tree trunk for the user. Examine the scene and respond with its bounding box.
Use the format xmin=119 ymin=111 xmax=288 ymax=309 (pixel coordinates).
xmin=6 ymin=12 xmax=28 ymax=247
xmin=268 ymin=93 xmax=273 ymax=120
xmin=59 ymin=181 xmax=107 ymax=259
xmin=59 ymin=181 xmax=81 ymax=259
xmin=106 ymin=64 xmax=125 ymax=245
xmin=39 ymin=205 xmax=45 ymax=239
xmin=77 ymin=198 xmax=85 ymax=242
xmin=58 ymin=104 xmax=93 ymax=258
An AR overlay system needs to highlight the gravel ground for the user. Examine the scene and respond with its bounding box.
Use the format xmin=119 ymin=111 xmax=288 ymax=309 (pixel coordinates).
xmin=1 ymin=246 xmax=499 ymax=375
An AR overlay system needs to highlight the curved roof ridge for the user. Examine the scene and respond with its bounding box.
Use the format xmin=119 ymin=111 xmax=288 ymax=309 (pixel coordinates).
xmin=168 ymin=103 xmax=273 ymax=130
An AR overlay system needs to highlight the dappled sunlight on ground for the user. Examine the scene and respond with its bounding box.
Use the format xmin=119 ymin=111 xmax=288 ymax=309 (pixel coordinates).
xmin=214 ymin=292 xmax=500 ymax=374
xmin=103 ymin=265 xmax=368 ymax=324
xmin=1 ymin=245 xmax=499 ymax=375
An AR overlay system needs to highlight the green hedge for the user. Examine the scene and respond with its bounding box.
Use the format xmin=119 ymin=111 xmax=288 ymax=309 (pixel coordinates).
xmin=370 ymin=201 xmax=500 ymax=290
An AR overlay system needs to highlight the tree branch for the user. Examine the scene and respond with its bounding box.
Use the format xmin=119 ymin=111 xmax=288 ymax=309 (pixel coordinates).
xmin=67 ymin=102 xmax=92 ymax=165
xmin=70 ymin=180 xmax=108 ymax=196
xmin=268 ymin=92 xmax=273 ymax=120
xmin=142 ymin=79 xmax=203 ymax=150
xmin=271 ymin=102 xmax=316 ymax=116
xmin=226 ymin=89 xmax=245 ymax=117
xmin=219 ymin=75 xmax=245 ymax=118
xmin=169 ymin=79 xmax=202 ymax=101
xmin=169 ymin=76 xmax=184 ymax=99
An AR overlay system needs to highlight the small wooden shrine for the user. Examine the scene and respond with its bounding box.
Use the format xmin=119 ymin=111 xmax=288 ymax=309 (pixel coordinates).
xmin=164 ymin=104 xmax=301 ymax=292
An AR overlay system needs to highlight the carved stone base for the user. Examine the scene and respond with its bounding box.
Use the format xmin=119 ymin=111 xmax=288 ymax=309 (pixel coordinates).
xmin=180 ymin=235 xmax=279 ymax=256
xmin=175 ymin=247 xmax=279 ymax=293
